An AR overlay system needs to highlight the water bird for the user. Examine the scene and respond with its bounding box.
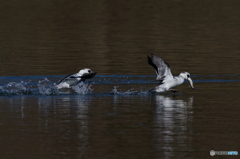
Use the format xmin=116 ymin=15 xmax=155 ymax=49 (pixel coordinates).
xmin=55 ymin=68 xmax=96 ymax=89
xmin=147 ymin=54 xmax=194 ymax=93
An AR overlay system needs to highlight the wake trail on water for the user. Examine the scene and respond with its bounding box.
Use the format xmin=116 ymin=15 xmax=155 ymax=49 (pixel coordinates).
xmin=110 ymin=86 xmax=149 ymax=95
xmin=0 ymin=78 xmax=150 ymax=96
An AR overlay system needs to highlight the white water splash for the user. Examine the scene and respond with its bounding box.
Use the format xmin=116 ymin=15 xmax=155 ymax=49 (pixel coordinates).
xmin=111 ymin=86 xmax=119 ymax=94
xmin=38 ymin=78 xmax=57 ymax=95
xmin=0 ymin=82 xmax=27 ymax=95
xmin=71 ymin=82 xmax=93 ymax=94
xmin=0 ymin=78 xmax=93 ymax=95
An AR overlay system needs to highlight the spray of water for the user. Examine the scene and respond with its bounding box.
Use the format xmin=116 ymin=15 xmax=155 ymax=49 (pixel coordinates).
xmin=110 ymin=86 xmax=148 ymax=95
xmin=38 ymin=78 xmax=57 ymax=95
xmin=0 ymin=82 xmax=27 ymax=95
xmin=71 ymin=82 xmax=93 ymax=94
xmin=111 ymin=86 xmax=119 ymax=94
xmin=0 ymin=78 xmax=93 ymax=96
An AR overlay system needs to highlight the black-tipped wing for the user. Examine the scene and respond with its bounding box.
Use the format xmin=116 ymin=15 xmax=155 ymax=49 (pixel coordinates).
xmin=57 ymin=73 xmax=79 ymax=85
xmin=147 ymin=54 xmax=173 ymax=82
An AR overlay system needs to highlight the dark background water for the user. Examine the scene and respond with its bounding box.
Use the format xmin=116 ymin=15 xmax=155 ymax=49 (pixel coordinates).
xmin=1 ymin=0 xmax=240 ymax=76
xmin=0 ymin=0 xmax=240 ymax=159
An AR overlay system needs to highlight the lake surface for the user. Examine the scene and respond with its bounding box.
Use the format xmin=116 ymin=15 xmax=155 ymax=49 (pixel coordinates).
xmin=0 ymin=0 xmax=240 ymax=158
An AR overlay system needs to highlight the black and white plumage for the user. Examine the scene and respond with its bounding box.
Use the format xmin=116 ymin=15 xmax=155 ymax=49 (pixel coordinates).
xmin=55 ymin=68 xmax=96 ymax=89
xmin=147 ymin=54 xmax=194 ymax=93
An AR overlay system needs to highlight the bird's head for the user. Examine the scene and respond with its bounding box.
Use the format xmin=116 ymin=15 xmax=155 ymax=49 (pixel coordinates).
xmin=78 ymin=68 xmax=97 ymax=79
xmin=180 ymin=72 xmax=194 ymax=89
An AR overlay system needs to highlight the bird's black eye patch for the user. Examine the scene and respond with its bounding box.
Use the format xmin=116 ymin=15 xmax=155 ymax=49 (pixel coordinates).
xmin=88 ymin=70 xmax=91 ymax=73
xmin=187 ymin=74 xmax=190 ymax=78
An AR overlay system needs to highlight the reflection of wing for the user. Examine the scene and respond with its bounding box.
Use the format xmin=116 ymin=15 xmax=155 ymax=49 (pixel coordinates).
xmin=57 ymin=73 xmax=78 ymax=84
xmin=147 ymin=54 xmax=173 ymax=83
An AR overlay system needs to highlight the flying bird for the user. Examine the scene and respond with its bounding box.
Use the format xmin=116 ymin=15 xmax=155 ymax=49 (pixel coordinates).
xmin=147 ymin=54 xmax=194 ymax=93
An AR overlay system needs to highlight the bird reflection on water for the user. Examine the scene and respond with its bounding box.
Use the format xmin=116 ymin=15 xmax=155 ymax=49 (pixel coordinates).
xmin=152 ymin=95 xmax=194 ymax=157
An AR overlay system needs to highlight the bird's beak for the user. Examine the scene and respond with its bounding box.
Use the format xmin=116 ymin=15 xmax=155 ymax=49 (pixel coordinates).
xmin=82 ymin=72 xmax=97 ymax=79
xmin=187 ymin=77 xmax=194 ymax=89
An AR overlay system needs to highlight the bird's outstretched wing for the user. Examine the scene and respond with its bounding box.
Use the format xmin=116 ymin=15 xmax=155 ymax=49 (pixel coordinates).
xmin=57 ymin=73 xmax=79 ymax=85
xmin=147 ymin=54 xmax=173 ymax=83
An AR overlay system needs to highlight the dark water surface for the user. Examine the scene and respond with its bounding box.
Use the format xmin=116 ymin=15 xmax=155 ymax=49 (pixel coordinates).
xmin=1 ymin=0 xmax=240 ymax=159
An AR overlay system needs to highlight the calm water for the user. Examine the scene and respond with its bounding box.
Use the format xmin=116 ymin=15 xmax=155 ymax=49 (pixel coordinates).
xmin=1 ymin=0 xmax=240 ymax=158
